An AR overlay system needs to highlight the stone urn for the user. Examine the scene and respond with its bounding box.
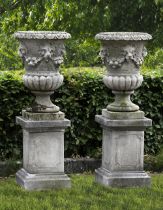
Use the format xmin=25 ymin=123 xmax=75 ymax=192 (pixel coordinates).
xmin=14 ymin=31 xmax=71 ymax=113
xmin=95 ymin=32 xmax=152 ymax=188
xmin=14 ymin=31 xmax=71 ymax=190
xmin=95 ymin=32 xmax=152 ymax=112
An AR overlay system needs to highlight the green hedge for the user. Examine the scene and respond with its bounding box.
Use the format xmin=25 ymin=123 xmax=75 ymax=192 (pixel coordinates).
xmin=0 ymin=68 xmax=162 ymax=160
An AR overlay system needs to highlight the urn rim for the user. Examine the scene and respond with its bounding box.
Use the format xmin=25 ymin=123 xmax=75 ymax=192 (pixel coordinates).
xmin=14 ymin=31 xmax=71 ymax=40
xmin=95 ymin=32 xmax=152 ymax=41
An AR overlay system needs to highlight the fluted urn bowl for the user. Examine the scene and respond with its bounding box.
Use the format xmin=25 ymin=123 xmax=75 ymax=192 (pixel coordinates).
xmin=95 ymin=32 xmax=152 ymax=112
xmin=14 ymin=31 xmax=71 ymax=113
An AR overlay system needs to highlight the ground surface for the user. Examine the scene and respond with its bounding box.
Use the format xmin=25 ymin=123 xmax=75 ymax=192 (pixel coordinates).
xmin=0 ymin=174 xmax=162 ymax=210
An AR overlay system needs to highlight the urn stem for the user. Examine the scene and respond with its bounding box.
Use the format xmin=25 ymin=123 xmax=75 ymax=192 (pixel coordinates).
xmin=30 ymin=91 xmax=60 ymax=113
xmin=107 ymin=91 xmax=139 ymax=112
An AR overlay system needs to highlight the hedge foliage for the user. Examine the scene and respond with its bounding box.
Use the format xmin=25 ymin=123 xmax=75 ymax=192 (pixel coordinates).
xmin=0 ymin=68 xmax=162 ymax=160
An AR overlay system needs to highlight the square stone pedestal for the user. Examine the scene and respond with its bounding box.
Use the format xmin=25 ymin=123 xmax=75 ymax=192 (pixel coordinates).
xmin=95 ymin=110 xmax=152 ymax=188
xmin=16 ymin=111 xmax=71 ymax=190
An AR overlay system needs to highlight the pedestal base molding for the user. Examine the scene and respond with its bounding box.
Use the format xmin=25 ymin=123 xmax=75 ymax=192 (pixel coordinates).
xmin=16 ymin=168 xmax=71 ymax=191
xmin=95 ymin=168 xmax=150 ymax=187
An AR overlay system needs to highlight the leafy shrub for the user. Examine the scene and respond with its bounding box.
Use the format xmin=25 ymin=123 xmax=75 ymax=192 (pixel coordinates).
xmin=145 ymin=146 xmax=163 ymax=171
xmin=65 ymin=38 xmax=101 ymax=67
xmin=132 ymin=76 xmax=163 ymax=154
xmin=0 ymin=68 xmax=162 ymax=160
xmin=0 ymin=33 xmax=23 ymax=70
xmin=0 ymin=71 xmax=33 ymax=159
xmin=142 ymin=48 xmax=163 ymax=72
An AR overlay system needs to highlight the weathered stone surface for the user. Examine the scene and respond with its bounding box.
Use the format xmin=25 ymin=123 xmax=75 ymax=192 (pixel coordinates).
xmin=22 ymin=110 xmax=65 ymax=121
xmin=95 ymin=32 xmax=152 ymax=188
xmin=95 ymin=32 xmax=152 ymax=41
xmin=16 ymin=116 xmax=71 ymax=190
xmin=96 ymin=32 xmax=152 ymax=112
xmin=14 ymin=31 xmax=71 ymax=113
xmin=107 ymin=91 xmax=140 ymax=112
xmin=95 ymin=168 xmax=150 ymax=187
xmin=16 ymin=116 xmax=70 ymax=132
xmin=14 ymin=31 xmax=71 ymax=40
xmin=15 ymin=31 xmax=71 ymax=190
xmin=23 ymin=130 xmax=64 ymax=173
xmin=95 ymin=32 xmax=152 ymax=187
xmin=16 ymin=168 xmax=71 ymax=191
xmin=103 ymin=75 xmax=143 ymax=91
xmin=102 ymin=130 xmax=144 ymax=171
xmin=102 ymin=109 xmax=144 ymax=119
xmin=95 ymin=115 xmax=151 ymax=187
xmin=95 ymin=115 xmax=152 ymax=130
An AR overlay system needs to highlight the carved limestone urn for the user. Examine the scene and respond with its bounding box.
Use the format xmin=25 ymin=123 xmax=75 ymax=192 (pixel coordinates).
xmin=95 ymin=32 xmax=152 ymax=112
xmin=94 ymin=32 xmax=152 ymax=188
xmin=14 ymin=31 xmax=71 ymax=113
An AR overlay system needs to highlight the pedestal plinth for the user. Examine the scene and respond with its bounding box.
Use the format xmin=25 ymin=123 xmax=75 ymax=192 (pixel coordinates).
xmin=16 ymin=111 xmax=71 ymax=190
xmin=95 ymin=110 xmax=152 ymax=187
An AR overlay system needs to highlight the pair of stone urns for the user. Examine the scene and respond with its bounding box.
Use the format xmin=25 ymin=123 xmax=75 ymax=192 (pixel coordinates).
xmin=14 ymin=31 xmax=152 ymax=190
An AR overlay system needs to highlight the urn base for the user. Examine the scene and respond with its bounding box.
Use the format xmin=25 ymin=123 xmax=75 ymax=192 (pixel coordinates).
xmin=107 ymin=91 xmax=139 ymax=112
xmin=22 ymin=110 xmax=65 ymax=121
xmin=29 ymin=91 xmax=60 ymax=113
xmin=16 ymin=168 xmax=71 ymax=191
xmin=102 ymin=109 xmax=144 ymax=119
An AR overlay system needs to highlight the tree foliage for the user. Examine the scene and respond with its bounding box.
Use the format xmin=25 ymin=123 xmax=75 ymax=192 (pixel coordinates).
xmin=0 ymin=0 xmax=162 ymax=69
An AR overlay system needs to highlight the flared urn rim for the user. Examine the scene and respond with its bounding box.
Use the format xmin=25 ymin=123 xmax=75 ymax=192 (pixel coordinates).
xmin=14 ymin=31 xmax=71 ymax=40
xmin=95 ymin=32 xmax=152 ymax=41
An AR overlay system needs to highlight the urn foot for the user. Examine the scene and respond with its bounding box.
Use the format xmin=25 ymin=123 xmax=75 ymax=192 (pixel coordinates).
xmin=28 ymin=91 xmax=60 ymax=113
xmin=107 ymin=91 xmax=139 ymax=112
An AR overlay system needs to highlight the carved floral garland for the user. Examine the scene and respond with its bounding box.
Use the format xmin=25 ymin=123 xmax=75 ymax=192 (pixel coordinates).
xmin=100 ymin=46 xmax=147 ymax=68
xmin=19 ymin=47 xmax=65 ymax=67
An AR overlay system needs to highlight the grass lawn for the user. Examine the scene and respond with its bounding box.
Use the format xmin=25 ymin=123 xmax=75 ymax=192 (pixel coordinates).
xmin=0 ymin=174 xmax=163 ymax=210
